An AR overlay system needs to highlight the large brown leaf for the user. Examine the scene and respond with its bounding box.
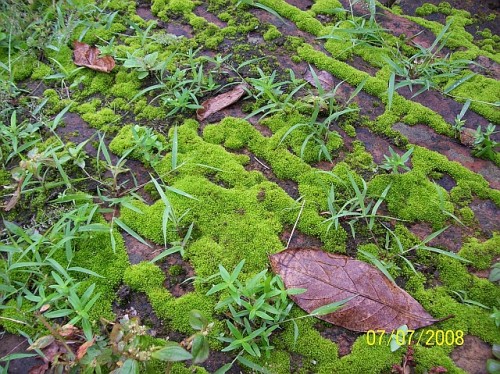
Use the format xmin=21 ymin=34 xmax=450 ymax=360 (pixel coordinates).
xmin=196 ymin=84 xmax=247 ymax=121
xmin=73 ymin=41 xmax=115 ymax=73
xmin=270 ymin=248 xmax=441 ymax=332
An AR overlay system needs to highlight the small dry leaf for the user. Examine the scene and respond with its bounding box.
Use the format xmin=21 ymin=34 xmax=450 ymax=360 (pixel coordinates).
xmin=196 ymin=84 xmax=247 ymax=121
xmin=459 ymin=128 xmax=476 ymax=148
xmin=28 ymin=335 xmax=55 ymax=351
xmin=304 ymin=69 xmax=334 ymax=92
xmin=4 ymin=177 xmax=24 ymax=212
xmin=73 ymin=41 xmax=115 ymax=73
xmin=58 ymin=324 xmax=80 ymax=338
xmin=270 ymin=248 xmax=441 ymax=332
xmin=77 ymin=338 xmax=95 ymax=360
xmin=39 ymin=304 xmax=50 ymax=313
xmin=28 ymin=363 xmax=49 ymax=374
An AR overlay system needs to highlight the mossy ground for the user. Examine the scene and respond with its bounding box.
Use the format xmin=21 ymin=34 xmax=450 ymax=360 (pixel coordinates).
xmin=0 ymin=0 xmax=499 ymax=373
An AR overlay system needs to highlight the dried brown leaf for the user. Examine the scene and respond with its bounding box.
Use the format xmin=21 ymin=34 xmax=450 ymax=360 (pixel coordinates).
xmin=196 ymin=84 xmax=247 ymax=121
xmin=77 ymin=338 xmax=95 ymax=360
xmin=28 ymin=363 xmax=49 ymax=374
xmin=58 ymin=324 xmax=80 ymax=339
xmin=73 ymin=41 xmax=115 ymax=73
xmin=459 ymin=128 xmax=476 ymax=148
xmin=42 ymin=341 xmax=65 ymax=363
xmin=270 ymin=248 xmax=440 ymax=332
xmin=4 ymin=176 xmax=24 ymax=212
xmin=304 ymin=69 xmax=334 ymax=92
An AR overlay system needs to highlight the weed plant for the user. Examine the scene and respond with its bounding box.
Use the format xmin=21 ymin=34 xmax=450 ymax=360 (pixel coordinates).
xmin=278 ymin=67 xmax=365 ymax=162
xmin=473 ymin=124 xmax=499 ymax=162
xmin=386 ymin=22 xmax=474 ymax=109
xmin=380 ymin=146 xmax=414 ymax=174
xmin=204 ymin=260 xmax=350 ymax=372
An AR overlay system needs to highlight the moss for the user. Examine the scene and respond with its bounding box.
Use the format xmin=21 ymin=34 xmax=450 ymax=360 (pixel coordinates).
xmin=168 ymin=264 xmax=184 ymax=276
xmin=331 ymin=337 xmax=402 ymax=373
xmin=276 ymin=309 xmax=340 ymax=370
xmin=458 ymin=234 xmax=500 ymax=270
xmin=258 ymin=0 xmax=324 ymax=36
xmin=413 ymin=345 xmax=465 ymax=373
xmin=168 ymin=0 xmax=196 ymax=14
xmin=369 ymin=171 xmax=451 ymax=227
xmin=344 ymin=140 xmax=375 ymax=171
xmin=406 ymin=279 xmax=499 ymax=344
xmin=458 ymin=206 xmax=474 ymax=226
xmin=110 ymin=71 xmax=142 ymax=100
xmin=109 ymin=124 xmax=167 ymax=163
xmin=11 ymin=54 xmax=36 ymax=81
xmin=170 ymin=364 xmax=209 ymax=374
xmin=310 ymin=0 xmax=342 ymax=15
xmin=0 ymin=299 xmax=39 ymax=336
xmin=81 ymin=107 xmax=121 ymax=130
xmin=448 ymin=74 xmax=500 ymax=123
xmin=415 ymin=3 xmax=438 ymax=17
xmin=124 ymin=262 xmax=166 ymax=292
xmin=30 ymin=62 xmax=52 ymax=80
xmin=263 ymin=25 xmax=282 ymax=41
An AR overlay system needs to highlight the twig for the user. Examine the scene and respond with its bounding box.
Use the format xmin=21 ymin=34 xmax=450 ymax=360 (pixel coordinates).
xmin=254 ymin=156 xmax=270 ymax=169
xmin=287 ymin=198 xmax=305 ymax=249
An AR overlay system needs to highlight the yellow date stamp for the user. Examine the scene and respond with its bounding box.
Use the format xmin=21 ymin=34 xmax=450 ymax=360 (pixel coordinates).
xmin=365 ymin=329 xmax=464 ymax=347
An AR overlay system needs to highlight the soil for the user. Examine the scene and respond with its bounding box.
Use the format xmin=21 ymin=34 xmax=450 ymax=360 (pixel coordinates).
xmin=451 ymin=335 xmax=495 ymax=374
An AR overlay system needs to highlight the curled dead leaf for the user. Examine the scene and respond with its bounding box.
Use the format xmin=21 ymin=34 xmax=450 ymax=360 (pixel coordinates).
xmin=270 ymin=248 xmax=442 ymax=332
xmin=77 ymin=338 xmax=95 ymax=360
xmin=4 ymin=176 xmax=24 ymax=212
xmin=73 ymin=41 xmax=115 ymax=73
xmin=196 ymin=84 xmax=247 ymax=121
xmin=58 ymin=324 xmax=80 ymax=339
xmin=28 ymin=335 xmax=55 ymax=351
xmin=459 ymin=128 xmax=476 ymax=148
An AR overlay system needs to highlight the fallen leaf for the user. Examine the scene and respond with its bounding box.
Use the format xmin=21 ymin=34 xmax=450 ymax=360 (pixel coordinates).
xmin=196 ymin=84 xmax=247 ymax=121
xmin=73 ymin=41 xmax=115 ymax=73
xmin=41 ymin=341 xmax=66 ymax=363
xmin=270 ymin=248 xmax=441 ymax=332
xmin=28 ymin=363 xmax=49 ymax=374
xmin=4 ymin=176 xmax=24 ymax=212
xmin=77 ymin=338 xmax=95 ymax=360
xmin=58 ymin=324 xmax=80 ymax=339
xmin=459 ymin=128 xmax=476 ymax=148
xmin=304 ymin=69 xmax=334 ymax=92
xmin=28 ymin=335 xmax=55 ymax=351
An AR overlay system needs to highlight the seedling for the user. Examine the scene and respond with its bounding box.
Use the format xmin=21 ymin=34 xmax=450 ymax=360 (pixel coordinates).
xmin=452 ymin=99 xmax=471 ymax=136
xmin=473 ymin=123 xmax=498 ymax=161
xmin=380 ymin=146 xmax=414 ymax=174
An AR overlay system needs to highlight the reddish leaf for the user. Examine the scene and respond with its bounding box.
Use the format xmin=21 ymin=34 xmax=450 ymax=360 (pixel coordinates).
xmin=73 ymin=41 xmax=115 ymax=73
xmin=304 ymin=69 xmax=334 ymax=92
xmin=77 ymin=338 xmax=95 ymax=360
xmin=196 ymin=84 xmax=247 ymax=121
xmin=270 ymin=248 xmax=441 ymax=332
